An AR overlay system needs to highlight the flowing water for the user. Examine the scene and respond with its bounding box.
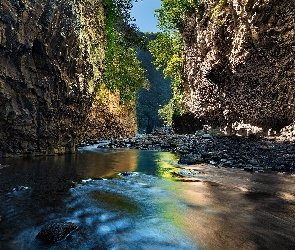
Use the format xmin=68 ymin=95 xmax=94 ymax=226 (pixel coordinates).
xmin=0 ymin=146 xmax=294 ymax=250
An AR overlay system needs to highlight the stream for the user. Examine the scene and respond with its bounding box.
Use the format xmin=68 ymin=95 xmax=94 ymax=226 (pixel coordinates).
xmin=0 ymin=145 xmax=294 ymax=249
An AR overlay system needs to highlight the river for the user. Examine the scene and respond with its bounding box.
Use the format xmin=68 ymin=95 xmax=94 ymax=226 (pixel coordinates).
xmin=0 ymin=145 xmax=294 ymax=249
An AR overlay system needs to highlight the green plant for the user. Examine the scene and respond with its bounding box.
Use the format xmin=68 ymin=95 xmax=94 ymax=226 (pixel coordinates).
xmin=211 ymin=0 xmax=228 ymax=18
xmin=156 ymin=0 xmax=201 ymax=30
xmin=148 ymin=1 xmax=199 ymax=125
xmin=102 ymin=0 xmax=148 ymax=103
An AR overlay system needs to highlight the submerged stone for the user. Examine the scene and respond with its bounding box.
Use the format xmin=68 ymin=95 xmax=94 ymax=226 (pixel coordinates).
xmin=119 ymin=172 xmax=139 ymax=177
xmin=36 ymin=222 xmax=78 ymax=242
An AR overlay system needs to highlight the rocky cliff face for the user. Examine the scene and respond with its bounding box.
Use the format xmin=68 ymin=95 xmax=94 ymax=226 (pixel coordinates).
xmin=84 ymin=87 xmax=137 ymax=141
xmin=180 ymin=0 xmax=295 ymax=132
xmin=0 ymin=0 xmax=135 ymax=157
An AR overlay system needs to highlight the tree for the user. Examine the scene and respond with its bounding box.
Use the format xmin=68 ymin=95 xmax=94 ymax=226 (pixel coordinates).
xmin=102 ymin=0 xmax=148 ymax=103
xmin=147 ymin=31 xmax=184 ymax=126
xmin=147 ymin=0 xmax=207 ymax=126
xmin=136 ymin=33 xmax=172 ymax=133
xmin=155 ymin=0 xmax=201 ymax=31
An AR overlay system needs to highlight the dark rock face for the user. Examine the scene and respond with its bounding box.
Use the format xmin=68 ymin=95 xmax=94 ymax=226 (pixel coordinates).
xmin=0 ymin=0 xmax=105 ymax=156
xmin=173 ymin=113 xmax=204 ymax=134
xmin=180 ymin=0 xmax=295 ymax=131
xmin=36 ymin=222 xmax=78 ymax=242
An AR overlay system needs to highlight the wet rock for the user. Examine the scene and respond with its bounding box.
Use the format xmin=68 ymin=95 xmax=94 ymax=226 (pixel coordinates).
xmin=86 ymin=131 xmax=295 ymax=173
xmin=202 ymin=134 xmax=212 ymax=139
xmin=119 ymin=172 xmax=139 ymax=177
xmin=12 ymin=186 xmax=31 ymax=192
xmin=244 ymin=165 xmax=254 ymax=172
xmin=178 ymin=154 xmax=204 ymax=165
xmin=174 ymin=169 xmax=200 ymax=177
xmin=36 ymin=222 xmax=78 ymax=242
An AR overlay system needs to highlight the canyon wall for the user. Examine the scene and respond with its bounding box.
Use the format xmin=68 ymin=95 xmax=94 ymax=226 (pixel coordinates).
xmin=180 ymin=0 xmax=295 ymax=132
xmin=0 ymin=0 xmax=137 ymax=157
xmin=83 ymin=87 xmax=137 ymax=141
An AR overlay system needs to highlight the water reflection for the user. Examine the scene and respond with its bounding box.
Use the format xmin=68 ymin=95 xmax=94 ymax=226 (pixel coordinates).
xmin=174 ymin=165 xmax=295 ymax=250
xmin=1 ymin=148 xmax=196 ymax=249
xmin=136 ymin=151 xmax=179 ymax=179
xmin=0 ymin=147 xmax=294 ymax=250
xmin=0 ymin=147 xmax=139 ymax=193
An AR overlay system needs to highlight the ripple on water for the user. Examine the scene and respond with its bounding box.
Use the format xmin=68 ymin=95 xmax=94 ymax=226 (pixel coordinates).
xmin=1 ymin=173 xmax=200 ymax=249
xmin=61 ymin=174 xmax=200 ymax=250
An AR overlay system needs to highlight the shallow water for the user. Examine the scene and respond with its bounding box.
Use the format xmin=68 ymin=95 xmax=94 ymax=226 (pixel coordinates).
xmin=0 ymin=146 xmax=294 ymax=249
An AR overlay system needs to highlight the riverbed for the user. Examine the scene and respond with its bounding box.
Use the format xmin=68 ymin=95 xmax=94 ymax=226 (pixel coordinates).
xmin=0 ymin=146 xmax=294 ymax=249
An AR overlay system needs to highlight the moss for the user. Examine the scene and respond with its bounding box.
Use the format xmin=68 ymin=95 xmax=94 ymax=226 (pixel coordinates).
xmin=211 ymin=0 xmax=228 ymax=19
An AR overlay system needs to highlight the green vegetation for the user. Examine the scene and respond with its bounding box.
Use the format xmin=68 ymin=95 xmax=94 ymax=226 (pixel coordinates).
xmin=211 ymin=0 xmax=228 ymax=18
xmin=136 ymin=33 xmax=172 ymax=133
xmin=148 ymin=31 xmax=184 ymax=126
xmin=155 ymin=0 xmax=201 ymax=30
xmin=102 ymin=0 xmax=148 ymax=103
xmin=148 ymin=1 xmax=203 ymax=126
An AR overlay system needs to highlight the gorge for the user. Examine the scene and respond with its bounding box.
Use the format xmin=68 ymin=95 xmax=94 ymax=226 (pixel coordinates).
xmin=0 ymin=1 xmax=295 ymax=249
xmin=1 ymin=0 xmax=295 ymax=155
xmin=0 ymin=0 xmax=138 ymax=157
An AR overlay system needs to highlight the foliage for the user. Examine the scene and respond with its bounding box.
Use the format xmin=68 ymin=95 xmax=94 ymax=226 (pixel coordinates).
xmin=155 ymin=0 xmax=201 ymax=30
xmin=102 ymin=0 xmax=148 ymax=103
xmin=157 ymin=79 xmax=184 ymax=126
xmin=148 ymin=0 xmax=198 ymax=126
xmin=148 ymin=31 xmax=184 ymax=126
xmin=211 ymin=0 xmax=228 ymax=18
xmin=148 ymin=32 xmax=183 ymax=80
xmin=136 ymin=33 xmax=172 ymax=133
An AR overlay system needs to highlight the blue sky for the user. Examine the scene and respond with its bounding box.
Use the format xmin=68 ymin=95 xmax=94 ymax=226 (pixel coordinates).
xmin=131 ymin=0 xmax=161 ymax=32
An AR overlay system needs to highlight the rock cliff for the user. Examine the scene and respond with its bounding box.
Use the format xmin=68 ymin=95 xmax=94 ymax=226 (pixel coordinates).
xmin=0 ymin=0 xmax=137 ymax=156
xmin=83 ymin=87 xmax=137 ymax=141
xmin=180 ymin=0 xmax=295 ymax=132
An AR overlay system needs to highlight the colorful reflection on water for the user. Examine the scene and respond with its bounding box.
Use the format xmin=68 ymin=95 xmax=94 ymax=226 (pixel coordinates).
xmin=0 ymin=146 xmax=294 ymax=250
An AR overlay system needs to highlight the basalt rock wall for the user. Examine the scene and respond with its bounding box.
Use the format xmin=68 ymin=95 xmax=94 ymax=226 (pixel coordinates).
xmin=180 ymin=0 xmax=295 ymax=132
xmin=0 ymin=0 xmax=107 ymax=156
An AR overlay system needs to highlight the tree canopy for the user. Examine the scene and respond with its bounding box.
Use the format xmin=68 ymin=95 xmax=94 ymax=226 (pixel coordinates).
xmin=102 ymin=0 xmax=148 ymax=103
xmin=147 ymin=0 xmax=201 ymax=125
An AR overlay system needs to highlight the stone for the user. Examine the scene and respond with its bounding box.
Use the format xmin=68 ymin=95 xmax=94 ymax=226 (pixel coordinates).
xmin=36 ymin=222 xmax=78 ymax=242
xmin=178 ymin=154 xmax=204 ymax=165
xmin=174 ymin=169 xmax=199 ymax=177
xmin=202 ymin=134 xmax=212 ymax=139
xmin=178 ymin=0 xmax=295 ymax=132
xmin=119 ymin=172 xmax=139 ymax=177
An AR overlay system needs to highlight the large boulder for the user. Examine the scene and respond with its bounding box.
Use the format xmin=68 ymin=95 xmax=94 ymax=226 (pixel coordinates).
xmin=36 ymin=222 xmax=78 ymax=242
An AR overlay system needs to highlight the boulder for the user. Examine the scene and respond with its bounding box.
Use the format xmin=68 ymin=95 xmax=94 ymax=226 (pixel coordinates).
xmin=178 ymin=154 xmax=205 ymax=165
xmin=36 ymin=222 xmax=78 ymax=242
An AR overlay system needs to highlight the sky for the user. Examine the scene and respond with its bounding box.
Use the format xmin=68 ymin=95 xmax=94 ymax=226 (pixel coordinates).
xmin=130 ymin=0 xmax=162 ymax=32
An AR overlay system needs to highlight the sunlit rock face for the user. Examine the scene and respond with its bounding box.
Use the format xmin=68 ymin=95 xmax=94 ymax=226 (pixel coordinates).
xmin=180 ymin=0 xmax=295 ymax=132
xmin=0 ymin=0 xmax=106 ymax=156
xmin=83 ymin=89 xmax=137 ymax=141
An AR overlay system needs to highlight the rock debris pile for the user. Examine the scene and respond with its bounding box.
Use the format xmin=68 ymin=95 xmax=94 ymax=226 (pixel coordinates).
xmin=95 ymin=133 xmax=295 ymax=173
